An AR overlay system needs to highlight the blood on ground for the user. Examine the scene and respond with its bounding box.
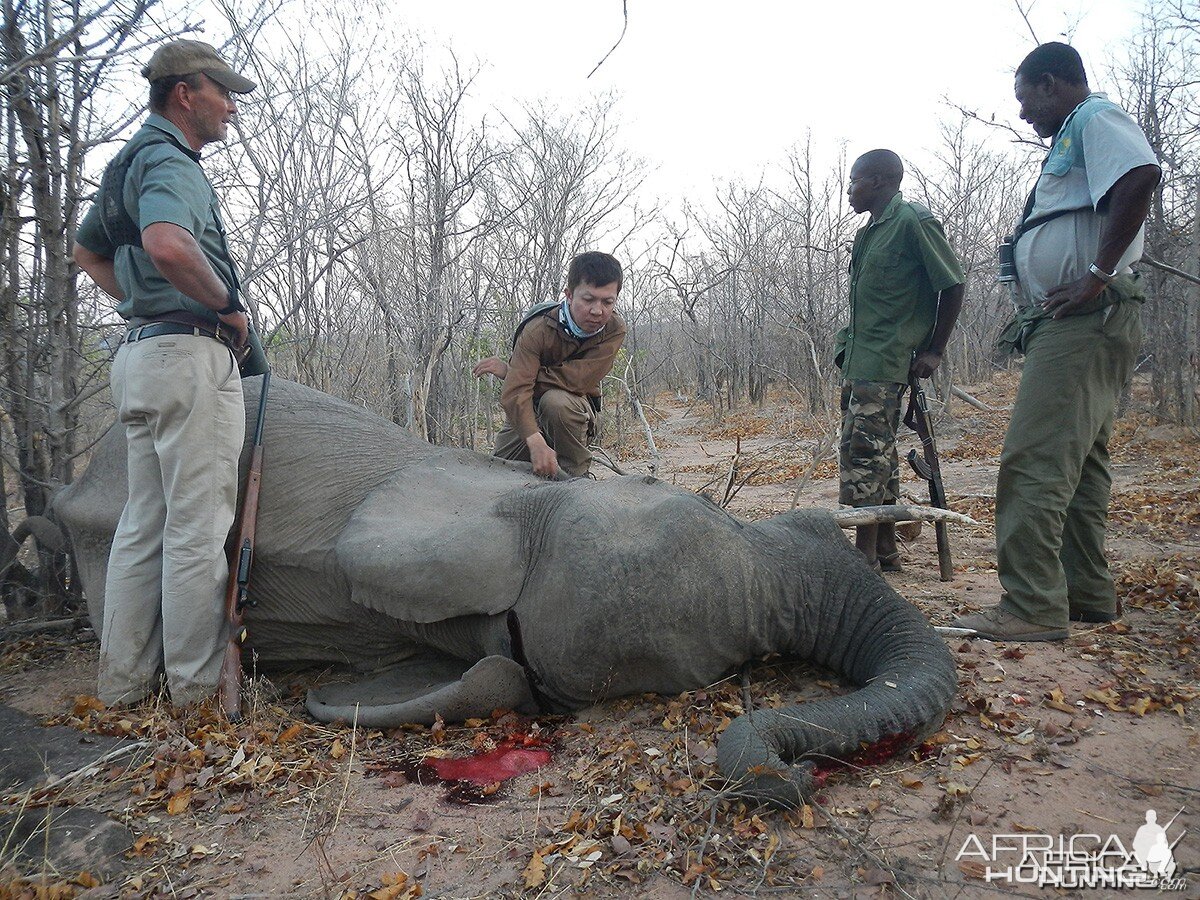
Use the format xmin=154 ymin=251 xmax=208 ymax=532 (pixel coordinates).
xmin=367 ymin=731 xmax=553 ymax=804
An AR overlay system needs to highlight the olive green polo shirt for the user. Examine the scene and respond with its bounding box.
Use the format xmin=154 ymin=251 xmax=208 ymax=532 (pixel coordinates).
xmin=75 ymin=114 xmax=237 ymax=324
xmin=837 ymin=192 xmax=965 ymax=384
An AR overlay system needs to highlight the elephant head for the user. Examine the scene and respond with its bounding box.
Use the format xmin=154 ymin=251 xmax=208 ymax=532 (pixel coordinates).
xmin=53 ymin=377 xmax=957 ymax=807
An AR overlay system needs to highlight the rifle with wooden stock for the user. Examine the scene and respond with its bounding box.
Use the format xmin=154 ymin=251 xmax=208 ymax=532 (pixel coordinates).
xmin=219 ymin=371 xmax=270 ymax=721
xmin=904 ymin=374 xmax=953 ymax=582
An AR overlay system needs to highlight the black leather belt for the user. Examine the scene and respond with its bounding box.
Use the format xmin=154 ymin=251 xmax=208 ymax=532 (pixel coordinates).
xmin=125 ymin=322 xmax=222 ymax=344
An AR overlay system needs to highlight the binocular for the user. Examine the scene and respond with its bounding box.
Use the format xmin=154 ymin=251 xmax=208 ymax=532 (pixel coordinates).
xmin=997 ymin=238 xmax=1017 ymax=283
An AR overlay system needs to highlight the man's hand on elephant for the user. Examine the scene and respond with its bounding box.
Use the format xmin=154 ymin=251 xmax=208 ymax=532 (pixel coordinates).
xmin=910 ymin=350 xmax=943 ymax=380
xmin=525 ymin=433 xmax=559 ymax=478
xmin=473 ymin=356 xmax=509 ymax=380
xmin=1041 ymin=274 xmax=1106 ymax=320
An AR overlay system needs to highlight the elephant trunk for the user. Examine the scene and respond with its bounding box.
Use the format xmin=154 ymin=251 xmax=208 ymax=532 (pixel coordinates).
xmin=717 ymin=559 xmax=957 ymax=808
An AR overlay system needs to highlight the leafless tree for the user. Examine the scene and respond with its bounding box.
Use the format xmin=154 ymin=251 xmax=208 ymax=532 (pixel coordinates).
xmin=217 ymin=17 xmax=401 ymax=401
xmin=908 ymin=116 xmax=1028 ymax=395
xmin=466 ymin=97 xmax=651 ymax=443
xmin=1 ymin=0 xmax=192 ymax=614
xmin=773 ymin=140 xmax=854 ymax=414
xmin=1112 ymin=5 xmax=1200 ymax=425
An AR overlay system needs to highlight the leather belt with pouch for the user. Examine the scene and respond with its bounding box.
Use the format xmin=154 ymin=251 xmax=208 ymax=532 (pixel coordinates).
xmin=124 ymin=311 xmax=269 ymax=377
xmin=125 ymin=311 xmax=238 ymax=352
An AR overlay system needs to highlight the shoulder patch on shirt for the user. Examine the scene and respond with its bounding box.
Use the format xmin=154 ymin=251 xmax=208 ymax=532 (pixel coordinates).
xmin=1048 ymin=94 xmax=1119 ymax=174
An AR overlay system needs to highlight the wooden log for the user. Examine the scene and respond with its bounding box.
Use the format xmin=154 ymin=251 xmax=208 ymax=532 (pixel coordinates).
xmin=950 ymin=385 xmax=997 ymax=412
xmin=828 ymin=504 xmax=978 ymax=528
xmin=0 ymin=614 xmax=89 ymax=640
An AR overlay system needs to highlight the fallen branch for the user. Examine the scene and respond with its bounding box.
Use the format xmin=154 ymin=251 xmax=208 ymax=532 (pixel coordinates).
xmin=810 ymin=801 xmax=919 ymax=900
xmin=689 ymin=800 xmax=720 ymax=900
xmin=789 ymin=424 xmax=839 ymax=510
xmin=0 ymin=614 xmax=89 ymax=640
xmin=37 ymin=740 xmax=149 ymax=793
xmin=588 ymin=445 xmax=629 ymax=476
xmin=608 ymin=361 xmax=660 ymax=473
xmin=828 ymin=504 xmax=978 ymax=527
xmin=950 ymin=385 xmax=996 ymax=412
xmin=934 ymin=626 xmax=979 ymax=638
xmin=739 ymin=661 xmax=753 ymax=716
xmin=724 ymin=467 xmax=761 ymax=507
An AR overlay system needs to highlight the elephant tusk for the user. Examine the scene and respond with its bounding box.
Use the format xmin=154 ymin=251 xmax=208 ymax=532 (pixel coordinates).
xmin=828 ymin=504 xmax=978 ymax=528
xmin=934 ymin=626 xmax=979 ymax=638
xmin=2 ymin=515 xmax=67 ymax=572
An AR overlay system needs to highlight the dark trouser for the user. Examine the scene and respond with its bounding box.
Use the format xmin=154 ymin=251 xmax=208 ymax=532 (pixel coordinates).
xmin=492 ymin=388 xmax=596 ymax=477
xmin=996 ymin=295 xmax=1143 ymax=627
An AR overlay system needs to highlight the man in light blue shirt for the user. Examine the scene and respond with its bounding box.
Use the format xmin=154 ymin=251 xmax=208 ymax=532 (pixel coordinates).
xmin=954 ymin=42 xmax=1160 ymax=642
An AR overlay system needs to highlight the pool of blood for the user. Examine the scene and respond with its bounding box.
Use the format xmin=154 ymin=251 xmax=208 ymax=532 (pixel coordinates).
xmin=426 ymin=741 xmax=552 ymax=785
xmin=810 ymin=730 xmax=923 ymax=788
xmin=371 ymin=735 xmax=554 ymax=804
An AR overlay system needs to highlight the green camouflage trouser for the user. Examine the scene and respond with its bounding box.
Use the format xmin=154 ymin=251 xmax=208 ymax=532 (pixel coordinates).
xmin=839 ymin=380 xmax=904 ymax=507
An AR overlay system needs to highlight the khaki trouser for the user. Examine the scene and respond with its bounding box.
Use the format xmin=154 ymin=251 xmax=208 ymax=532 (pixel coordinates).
xmin=492 ymin=388 xmax=595 ymax=477
xmin=99 ymin=333 xmax=245 ymax=706
xmin=995 ymin=294 xmax=1143 ymax=627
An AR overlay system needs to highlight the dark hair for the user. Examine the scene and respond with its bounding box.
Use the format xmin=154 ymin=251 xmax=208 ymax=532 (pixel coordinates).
xmin=148 ymin=72 xmax=203 ymax=113
xmin=566 ymin=251 xmax=623 ymax=293
xmin=853 ymin=148 xmax=904 ymax=186
xmin=1016 ymin=42 xmax=1088 ymax=86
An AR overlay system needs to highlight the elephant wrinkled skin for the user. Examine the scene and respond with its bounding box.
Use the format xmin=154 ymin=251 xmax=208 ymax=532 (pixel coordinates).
xmin=54 ymin=377 xmax=957 ymax=807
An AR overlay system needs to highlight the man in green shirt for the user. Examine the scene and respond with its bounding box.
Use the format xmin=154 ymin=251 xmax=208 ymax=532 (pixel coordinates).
xmin=73 ymin=40 xmax=256 ymax=708
xmin=836 ymin=150 xmax=966 ymax=570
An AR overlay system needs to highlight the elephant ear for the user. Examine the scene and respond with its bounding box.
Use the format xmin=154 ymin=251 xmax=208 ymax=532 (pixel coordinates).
xmin=333 ymin=457 xmax=528 ymax=623
xmin=306 ymin=653 xmax=537 ymax=727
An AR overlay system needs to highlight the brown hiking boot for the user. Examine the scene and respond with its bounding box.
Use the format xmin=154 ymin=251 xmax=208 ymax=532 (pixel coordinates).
xmin=950 ymin=605 xmax=1068 ymax=642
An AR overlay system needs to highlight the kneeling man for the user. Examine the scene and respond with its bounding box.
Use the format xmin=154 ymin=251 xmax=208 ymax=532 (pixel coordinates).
xmin=474 ymin=252 xmax=626 ymax=478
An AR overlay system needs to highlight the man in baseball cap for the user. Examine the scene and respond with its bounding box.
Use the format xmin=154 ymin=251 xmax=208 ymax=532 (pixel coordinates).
xmin=72 ymin=38 xmax=261 ymax=710
xmin=141 ymin=39 xmax=257 ymax=94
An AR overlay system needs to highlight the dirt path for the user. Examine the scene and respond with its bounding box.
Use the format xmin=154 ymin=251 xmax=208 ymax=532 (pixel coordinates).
xmin=2 ymin=375 xmax=1197 ymax=899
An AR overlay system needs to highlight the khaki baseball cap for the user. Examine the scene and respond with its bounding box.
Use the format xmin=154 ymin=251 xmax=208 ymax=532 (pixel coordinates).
xmin=141 ymin=40 xmax=257 ymax=94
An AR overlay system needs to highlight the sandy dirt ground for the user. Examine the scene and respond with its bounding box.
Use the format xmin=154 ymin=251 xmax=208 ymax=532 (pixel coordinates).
xmin=1 ymin=373 xmax=1198 ymax=899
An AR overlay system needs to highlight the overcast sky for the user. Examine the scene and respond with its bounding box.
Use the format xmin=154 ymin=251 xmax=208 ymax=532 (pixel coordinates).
xmin=391 ymin=0 xmax=1147 ymax=203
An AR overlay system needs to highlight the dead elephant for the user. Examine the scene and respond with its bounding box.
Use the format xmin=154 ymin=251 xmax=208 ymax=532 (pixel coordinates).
xmin=53 ymin=377 xmax=956 ymax=807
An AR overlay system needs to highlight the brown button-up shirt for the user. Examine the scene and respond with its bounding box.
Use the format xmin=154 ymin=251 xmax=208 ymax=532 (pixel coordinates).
xmin=501 ymin=309 xmax=627 ymax=440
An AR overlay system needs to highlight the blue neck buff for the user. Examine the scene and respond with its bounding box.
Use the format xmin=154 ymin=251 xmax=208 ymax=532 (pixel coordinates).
xmin=560 ymin=299 xmax=604 ymax=340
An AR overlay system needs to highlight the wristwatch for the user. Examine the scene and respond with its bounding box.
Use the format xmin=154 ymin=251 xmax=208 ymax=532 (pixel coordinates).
xmin=1088 ymin=263 xmax=1118 ymax=284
